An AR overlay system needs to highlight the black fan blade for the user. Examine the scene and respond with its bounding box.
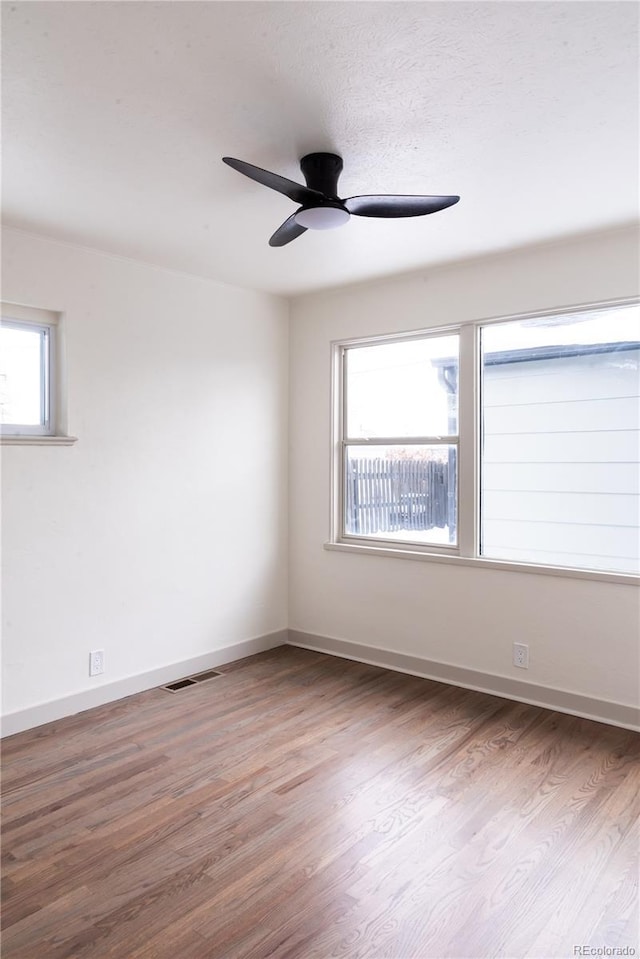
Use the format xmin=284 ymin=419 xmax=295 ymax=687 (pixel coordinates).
xmin=344 ymin=194 xmax=460 ymax=217
xmin=223 ymin=157 xmax=325 ymax=206
xmin=269 ymin=213 xmax=307 ymax=248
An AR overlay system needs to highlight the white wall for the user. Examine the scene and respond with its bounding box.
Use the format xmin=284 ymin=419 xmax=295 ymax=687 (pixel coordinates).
xmin=289 ymin=227 xmax=640 ymax=712
xmin=1 ymin=229 xmax=289 ymax=718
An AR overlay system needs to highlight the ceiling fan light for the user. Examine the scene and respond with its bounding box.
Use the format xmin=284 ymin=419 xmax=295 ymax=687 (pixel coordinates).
xmin=294 ymin=205 xmax=350 ymax=230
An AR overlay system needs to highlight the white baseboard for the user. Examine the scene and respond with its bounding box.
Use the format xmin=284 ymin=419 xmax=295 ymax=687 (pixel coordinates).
xmin=1 ymin=630 xmax=288 ymax=738
xmin=288 ymin=630 xmax=640 ymax=732
xmin=5 ymin=628 xmax=638 ymax=737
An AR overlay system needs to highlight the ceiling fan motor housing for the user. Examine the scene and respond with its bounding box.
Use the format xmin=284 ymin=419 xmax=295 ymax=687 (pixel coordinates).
xmin=300 ymin=153 xmax=344 ymax=200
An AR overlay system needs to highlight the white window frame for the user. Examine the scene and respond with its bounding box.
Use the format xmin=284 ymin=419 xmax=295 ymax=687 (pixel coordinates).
xmin=328 ymin=297 xmax=639 ymax=585
xmin=335 ymin=324 xmax=468 ymax=557
xmin=1 ymin=302 xmax=75 ymax=444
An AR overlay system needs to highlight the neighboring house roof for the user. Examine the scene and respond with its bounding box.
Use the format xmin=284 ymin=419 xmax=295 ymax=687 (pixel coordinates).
xmin=483 ymin=341 xmax=640 ymax=366
xmin=431 ymin=341 xmax=639 ymax=372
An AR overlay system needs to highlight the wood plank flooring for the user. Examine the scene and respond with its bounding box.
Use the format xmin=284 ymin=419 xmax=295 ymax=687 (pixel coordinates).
xmin=2 ymin=645 xmax=639 ymax=959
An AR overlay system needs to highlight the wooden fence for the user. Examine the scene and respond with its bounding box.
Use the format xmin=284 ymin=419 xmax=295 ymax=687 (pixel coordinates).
xmin=345 ymin=457 xmax=455 ymax=537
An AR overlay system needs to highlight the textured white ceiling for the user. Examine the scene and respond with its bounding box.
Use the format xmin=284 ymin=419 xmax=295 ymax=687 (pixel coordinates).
xmin=2 ymin=2 xmax=638 ymax=295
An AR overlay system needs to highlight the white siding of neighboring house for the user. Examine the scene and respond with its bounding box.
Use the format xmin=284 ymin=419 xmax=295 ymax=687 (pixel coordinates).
xmin=481 ymin=347 xmax=640 ymax=573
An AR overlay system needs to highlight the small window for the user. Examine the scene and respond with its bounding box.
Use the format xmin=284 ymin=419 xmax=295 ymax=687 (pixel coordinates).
xmin=1 ymin=303 xmax=59 ymax=437
xmin=340 ymin=331 xmax=460 ymax=548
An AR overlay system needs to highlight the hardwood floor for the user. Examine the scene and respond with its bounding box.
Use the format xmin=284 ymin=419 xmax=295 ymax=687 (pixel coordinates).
xmin=2 ymin=645 xmax=639 ymax=959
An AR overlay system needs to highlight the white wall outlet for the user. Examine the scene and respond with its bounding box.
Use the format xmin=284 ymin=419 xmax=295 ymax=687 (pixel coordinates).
xmin=512 ymin=643 xmax=529 ymax=669
xmin=89 ymin=649 xmax=105 ymax=676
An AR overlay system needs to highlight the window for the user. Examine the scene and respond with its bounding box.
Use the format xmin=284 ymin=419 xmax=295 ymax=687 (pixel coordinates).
xmin=342 ymin=332 xmax=459 ymax=547
xmin=332 ymin=300 xmax=640 ymax=578
xmin=479 ymin=306 xmax=639 ymax=574
xmin=1 ymin=303 xmax=60 ymax=439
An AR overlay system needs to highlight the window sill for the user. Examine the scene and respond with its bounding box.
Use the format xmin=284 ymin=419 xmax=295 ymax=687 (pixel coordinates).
xmin=1 ymin=435 xmax=78 ymax=446
xmin=324 ymin=540 xmax=639 ymax=586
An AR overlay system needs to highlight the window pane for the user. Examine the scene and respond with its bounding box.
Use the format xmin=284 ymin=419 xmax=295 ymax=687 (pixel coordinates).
xmin=0 ymin=326 xmax=44 ymax=426
xmin=345 ymin=334 xmax=459 ymax=438
xmin=480 ymin=305 xmax=640 ymax=574
xmin=345 ymin=444 xmax=457 ymax=546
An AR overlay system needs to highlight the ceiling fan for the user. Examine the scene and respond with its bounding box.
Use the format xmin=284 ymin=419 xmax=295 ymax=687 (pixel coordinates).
xmin=222 ymin=153 xmax=460 ymax=247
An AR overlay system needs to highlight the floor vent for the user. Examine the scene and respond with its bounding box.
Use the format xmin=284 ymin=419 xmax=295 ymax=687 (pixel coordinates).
xmin=191 ymin=669 xmax=222 ymax=683
xmin=162 ymin=669 xmax=222 ymax=692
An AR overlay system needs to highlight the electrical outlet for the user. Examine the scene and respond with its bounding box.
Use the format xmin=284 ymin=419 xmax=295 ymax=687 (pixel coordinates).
xmin=89 ymin=649 xmax=105 ymax=676
xmin=512 ymin=643 xmax=529 ymax=669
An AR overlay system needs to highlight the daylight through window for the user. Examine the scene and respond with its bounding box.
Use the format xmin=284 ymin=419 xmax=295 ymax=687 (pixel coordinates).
xmin=343 ymin=333 xmax=459 ymax=547
xmin=1 ymin=303 xmax=59 ymax=437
